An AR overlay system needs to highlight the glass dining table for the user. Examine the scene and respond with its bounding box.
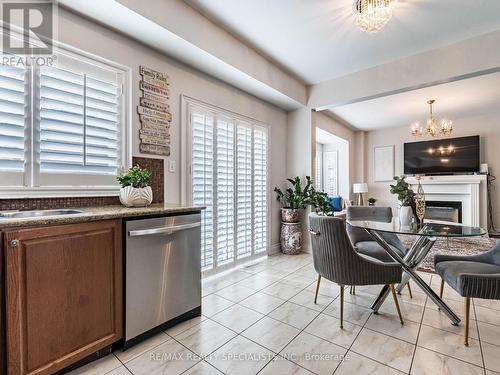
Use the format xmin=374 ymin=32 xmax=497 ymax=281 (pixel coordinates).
xmin=347 ymin=219 xmax=487 ymax=325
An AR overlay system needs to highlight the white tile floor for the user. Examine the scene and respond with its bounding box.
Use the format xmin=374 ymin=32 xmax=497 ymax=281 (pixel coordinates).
xmin=70 ymin=253 xmax=500 ymax=375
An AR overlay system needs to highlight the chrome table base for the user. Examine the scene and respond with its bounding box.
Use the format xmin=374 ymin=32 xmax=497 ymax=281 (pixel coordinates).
xmin=366 ymin=229 xmax=461 ymax=325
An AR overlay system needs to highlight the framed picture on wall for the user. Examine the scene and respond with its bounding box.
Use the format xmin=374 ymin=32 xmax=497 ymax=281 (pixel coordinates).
xmin=374 ymin=145 xmax=394 ymax=182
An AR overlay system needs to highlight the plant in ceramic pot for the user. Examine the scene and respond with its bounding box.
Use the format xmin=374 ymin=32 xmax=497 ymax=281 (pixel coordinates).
xmin=368 ymin=197 xmax=377 ymax=206
xmin=274 ymin=176 xmax=314 ymax=223
xmin=390 ymin=176 xmax=416 ymax=226
xmin=274 ymin=176 xmax=314 ymax=254
xmin=117 ymin=166 xmax=153 ymax=207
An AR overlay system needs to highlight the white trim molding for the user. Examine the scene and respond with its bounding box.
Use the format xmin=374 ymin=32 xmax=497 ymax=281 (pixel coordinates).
xmin=407 ymin=175 xmax=488 ymax=228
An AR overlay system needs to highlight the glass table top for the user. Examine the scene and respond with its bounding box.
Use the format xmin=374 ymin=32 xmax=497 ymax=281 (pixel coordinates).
xmin=347 ymin=218 xmax=487 ymax=238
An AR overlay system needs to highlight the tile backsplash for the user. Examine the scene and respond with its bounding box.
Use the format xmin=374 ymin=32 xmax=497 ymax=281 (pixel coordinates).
xmin=131 ymin=157 xmax=164 ymax=204
xmin=0 ymin=196 xmax=121 ymax=211
xmin=0 ymin=157 xmax=165 ymax=211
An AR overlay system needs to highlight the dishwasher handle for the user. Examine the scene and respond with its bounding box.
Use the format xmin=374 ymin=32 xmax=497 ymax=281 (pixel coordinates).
xmin=128 ymin=222 xmax=201 ymax=237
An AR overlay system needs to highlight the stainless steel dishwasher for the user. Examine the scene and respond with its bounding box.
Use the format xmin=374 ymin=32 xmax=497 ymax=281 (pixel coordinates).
xmin=124 ymin=213 xmax=201 ymax=348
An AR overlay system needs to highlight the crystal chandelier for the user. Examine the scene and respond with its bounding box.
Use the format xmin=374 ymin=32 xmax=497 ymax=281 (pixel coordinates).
xmin=411 ymin=99 xmax=453 ymax=138
xmin=354 ymin=0 xmax=393 ymax=33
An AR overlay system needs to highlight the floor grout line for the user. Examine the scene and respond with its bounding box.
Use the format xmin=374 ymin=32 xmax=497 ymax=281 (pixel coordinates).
xmin=335 ymin=285 xmax=422 ymax=375
xmin=473 ymin=298 xmax=488 ymax=375
xmin=408 ymin=276 xmax=430 ymax=375
xmin=88 ymin=255 xmax=500 ymax=375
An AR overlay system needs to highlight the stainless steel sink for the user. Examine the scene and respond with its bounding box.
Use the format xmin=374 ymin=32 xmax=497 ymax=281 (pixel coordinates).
xmin=0 ymin=209 xmax=89 ymax=219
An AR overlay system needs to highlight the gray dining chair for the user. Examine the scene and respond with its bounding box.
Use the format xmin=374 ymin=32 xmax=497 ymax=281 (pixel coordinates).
xmin=346 ymin=206 xmax=413 ymax=297
xmin=435 ymin=242 xmax=500 ymax=346
xmin=309 ymin=213 xmax=404 ymax=328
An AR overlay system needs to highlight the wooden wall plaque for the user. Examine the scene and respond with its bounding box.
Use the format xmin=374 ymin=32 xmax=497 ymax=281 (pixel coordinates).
xmin=137 ymin=66 xmax=171 ymax=156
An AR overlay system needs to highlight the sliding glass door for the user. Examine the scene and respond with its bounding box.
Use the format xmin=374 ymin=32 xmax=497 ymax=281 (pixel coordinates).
xmin=189 ymin=103 xmax=268 ymax=272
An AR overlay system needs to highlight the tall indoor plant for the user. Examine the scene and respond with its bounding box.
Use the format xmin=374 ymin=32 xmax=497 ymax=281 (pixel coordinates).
xmin=274 ymin=176 xmax=315 ymax=254
xmin=117 ymin=166 xmax=153 ymax=207
xmin=390 ymin=176 xmax=415 ymax=225
xmin=274 ymin=176 xmax=314 ymax=223
xmin=274 ymin=176 xmax=335 ymax=254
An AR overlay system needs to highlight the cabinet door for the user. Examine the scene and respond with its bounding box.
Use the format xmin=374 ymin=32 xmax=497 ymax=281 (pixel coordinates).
xmin=1 ymin=231 xmax=5 ymax=375
xmin=4 ymin=220 xmax=122 ymax=375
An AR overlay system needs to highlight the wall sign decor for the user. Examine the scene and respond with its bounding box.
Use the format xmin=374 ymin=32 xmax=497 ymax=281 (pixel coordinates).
xmin=374 ymin=145 xmax=395 ymax=182
xmin=138 ymin=66 xmax=171 ymax=156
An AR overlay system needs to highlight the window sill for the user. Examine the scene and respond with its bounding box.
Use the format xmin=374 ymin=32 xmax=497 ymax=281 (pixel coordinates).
xmin=0 ymin=186 xmax=120 ymax=199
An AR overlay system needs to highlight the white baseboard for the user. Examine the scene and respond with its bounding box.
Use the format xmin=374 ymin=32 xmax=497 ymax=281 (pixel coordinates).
xmin=269 ymin=243 xmax=281 ymax=255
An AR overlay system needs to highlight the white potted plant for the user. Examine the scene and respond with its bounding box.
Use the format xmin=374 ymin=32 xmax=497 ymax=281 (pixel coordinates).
xmin=390 ymin=176 xmax=415 ymax=226
xmin=117 ymin=166 xmax=153 ymax=207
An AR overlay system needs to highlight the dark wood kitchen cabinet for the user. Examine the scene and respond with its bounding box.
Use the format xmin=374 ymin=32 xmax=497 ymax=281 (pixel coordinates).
xmin=3 ymin=220 xmax=123 ymax=375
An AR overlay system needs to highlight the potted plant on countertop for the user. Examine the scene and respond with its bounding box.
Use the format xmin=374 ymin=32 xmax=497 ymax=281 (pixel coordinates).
xmin=117 ymin=166 xmax=153 ymax=207
xmin=390 ymin=176 xmax=415 ymax=226
xmin=368 ymin=197 xmax=377 ymax=206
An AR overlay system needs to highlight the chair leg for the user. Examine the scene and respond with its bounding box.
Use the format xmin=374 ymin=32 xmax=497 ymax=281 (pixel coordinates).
xmin=314 ymin=275 xmax=321 ymax=304
xmin=390 ymin=284 xmax=404 ymax=325
xmin=352 ymin=285 xmax=356 ymax=295
xmin=407 ymin=282 xmax=413 ymax=299
xmin=340 ymin=285 xmax=344 ymax=329
xmin=439 ymin=279 xmax=445 ymax=299
xmin=465 ymin=297 xmax=471 ymax=346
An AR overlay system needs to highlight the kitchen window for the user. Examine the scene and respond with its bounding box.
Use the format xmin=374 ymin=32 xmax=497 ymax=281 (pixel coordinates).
xmin=187 ymin=101 xmax=269 ymax=272
xmin=0 ymin=44 xmax=130 ymax=197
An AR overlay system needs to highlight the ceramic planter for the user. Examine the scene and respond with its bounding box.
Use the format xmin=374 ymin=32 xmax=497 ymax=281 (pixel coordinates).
xmin=280 ymin=222 xmax=302 ymax=255
xmin=281 ymin=208 xmax=300 ymax=223
xmin=119 ymin=186 xmax=153 ymax=207
xmin=399 ymin=205 xmax=413 ymax=226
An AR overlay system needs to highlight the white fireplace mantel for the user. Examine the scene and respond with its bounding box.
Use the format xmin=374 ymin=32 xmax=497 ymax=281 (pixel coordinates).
xmin=406 ymin=175 xmax=488 ymax=228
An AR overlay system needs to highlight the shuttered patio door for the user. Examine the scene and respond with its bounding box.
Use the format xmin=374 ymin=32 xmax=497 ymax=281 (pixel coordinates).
xmin=189 ymin=103 xmax=269 ymax=272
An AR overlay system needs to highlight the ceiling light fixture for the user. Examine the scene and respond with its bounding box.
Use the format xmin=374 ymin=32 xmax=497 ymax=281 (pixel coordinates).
xmin=411 ymin=99 xmax=453 ymax=138
xmin=354 ymin=0 xmax=393 ymax=33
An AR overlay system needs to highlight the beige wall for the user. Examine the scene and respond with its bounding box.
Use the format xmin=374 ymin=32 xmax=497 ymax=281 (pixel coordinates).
xmin=365 ymin=111 xmax=500 ymax=228
xmin=315 ymin=112 xmax=359 ymax=201
xmin=116 ymin=0 xmax=306 ymax=106
xmin=58 ymin=9 xmax=288 ymax=249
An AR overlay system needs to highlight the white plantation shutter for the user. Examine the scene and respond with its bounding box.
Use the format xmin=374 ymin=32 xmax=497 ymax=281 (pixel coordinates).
xmin=315 ymin=145 xmax=323 ymax=191
xmin=323 ymin=151 xmax=338 ymax=196
xmin=191 ymin=112 xmax=215 ymax=270
xmin=0 ymin=46 xmax=127 ymax=195
xmin=190 ymin=103 xmax=269 ymax=271
xmin=0 ymin=65 xmax=27 ymax=184
xmin=39 ymin=65 xmax=120 ymax=177
xmin=216 ymin=117 xmax=235 ymax=265
xmin=236 ymin=123 xmax=252 ymax=258
xmin=253 ymin=126 xmax=268 ymax=253
xmin=84 ymin=76 xmax=120 ymax=173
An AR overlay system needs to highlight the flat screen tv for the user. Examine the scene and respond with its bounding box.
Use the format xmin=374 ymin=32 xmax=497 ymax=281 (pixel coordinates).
xmin=404 ymin=135 xmax=480 ymax=175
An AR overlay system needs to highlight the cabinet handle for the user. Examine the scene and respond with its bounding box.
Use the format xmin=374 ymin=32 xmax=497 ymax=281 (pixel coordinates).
xmin=9 ymin=239 xmax=19 ymax=247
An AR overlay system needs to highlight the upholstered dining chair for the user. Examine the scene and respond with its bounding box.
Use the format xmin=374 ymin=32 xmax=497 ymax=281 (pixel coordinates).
xmin=309 ymin=213 xmax=404 ymax=328
xmin=435 ymin=242 xmax=500 ymax=346
xmin=346 ymin=206 xmax=413 ymax=297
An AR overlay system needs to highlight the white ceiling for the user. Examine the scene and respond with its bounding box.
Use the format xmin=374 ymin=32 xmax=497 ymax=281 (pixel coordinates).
xmin=59 ymin=0 xmax=304 ymax=110
xmin=327 ymin=72 xmax=500 ymax=131
xmin=316 ymin=127 xmax=348 ymax=145
xmin=185 ymin=0 xmax=500 ymax=84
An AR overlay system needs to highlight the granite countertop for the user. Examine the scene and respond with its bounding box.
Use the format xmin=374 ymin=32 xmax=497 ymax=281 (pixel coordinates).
xmin=0 ymin=203 xmax=205 ymax=230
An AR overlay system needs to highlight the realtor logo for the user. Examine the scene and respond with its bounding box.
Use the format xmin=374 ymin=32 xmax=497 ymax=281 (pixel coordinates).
xmin=1 ymin=1 xmax=55 ymax=55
